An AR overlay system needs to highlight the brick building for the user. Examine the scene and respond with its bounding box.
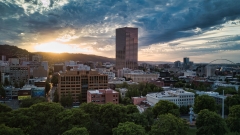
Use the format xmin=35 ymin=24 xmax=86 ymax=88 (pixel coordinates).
xmin=58 ymin=70 xmax=108 ymax=102
xmin=87 ymin=89 xmax=119 ymax=104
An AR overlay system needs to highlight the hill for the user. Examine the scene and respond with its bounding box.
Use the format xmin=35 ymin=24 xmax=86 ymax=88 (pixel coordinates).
xmin=0 ymin=45 xmax=114 ymax=63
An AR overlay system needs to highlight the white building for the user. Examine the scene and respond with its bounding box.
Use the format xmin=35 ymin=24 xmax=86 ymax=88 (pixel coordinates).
xmin=102 ymin=71 xmax=115 ymax=80
xmin=184 ymin=70 xmax=196 ymax=77
xmin=146 ymin=89 xmax=195 ymax=106
xmin=196 ymin=91 xmax=227 ymax=105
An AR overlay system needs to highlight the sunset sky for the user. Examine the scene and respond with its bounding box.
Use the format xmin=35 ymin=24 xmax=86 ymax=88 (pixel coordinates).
xmin=0 ymin=0 xmax=240 ymax=63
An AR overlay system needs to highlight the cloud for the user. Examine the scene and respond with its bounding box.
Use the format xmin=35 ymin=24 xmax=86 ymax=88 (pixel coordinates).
xmin=0 ymin=0 xmax=240 ymax=62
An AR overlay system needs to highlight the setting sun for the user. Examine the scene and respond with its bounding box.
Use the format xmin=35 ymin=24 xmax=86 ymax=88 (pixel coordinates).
xmin=33 ymin=42 xmax=94 ymax=54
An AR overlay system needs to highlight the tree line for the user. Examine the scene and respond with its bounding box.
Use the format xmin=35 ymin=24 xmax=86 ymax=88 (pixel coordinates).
xmin=1 ymin=93 xmax=240 ymax=135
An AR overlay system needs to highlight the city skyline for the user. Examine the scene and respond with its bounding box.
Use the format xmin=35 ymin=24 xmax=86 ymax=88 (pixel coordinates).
xmin=0 ymin=0 xmax=240 ymax=63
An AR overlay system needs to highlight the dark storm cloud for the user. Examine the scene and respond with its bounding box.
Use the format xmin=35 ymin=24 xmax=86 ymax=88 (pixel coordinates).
xmin=0 ymin=0 xmax=240 ymax=51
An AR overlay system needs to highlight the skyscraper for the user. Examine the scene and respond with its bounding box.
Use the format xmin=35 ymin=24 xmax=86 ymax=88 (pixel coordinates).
xmin=116 ymin=27 xmax=138 ymax=70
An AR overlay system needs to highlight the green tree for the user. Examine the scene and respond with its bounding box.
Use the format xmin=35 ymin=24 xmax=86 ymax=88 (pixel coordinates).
xmin=224 ymin=95 xmax=240 ymax=115
xmin=20 ymin=97 xmax=47 ymax=108
xmin=2 ymin=108 xmax=35 ymax=134
xmin=53 ymin=89 xmax=59 ymax=103
xmin=19 ymin=81 xmax=25 ymax=88
xmin=99 ymin=103 xmax=128 ymax=135
xmin=194 ymin=95 xmax=216 ymax=114
xmin=80 ymin=103 xmax=103 ymax=135
xmin=0 ymin=103 xmax=12 ymax=113
xmin=150 ymin=113 xmax=188 ymax=135
xmin=60 ymin=93 xmax=73 ymax=108
xmin=214 ymin=87 xmax=237 ymax=94
xmin=14 ymin=82 xmax=19 ymax=88
xmin=28 ymin=102 xmax=64 ymax=135
xmin=180 ymin=105 xmax=190 ymax=115
xmin=152 ymin=100 xmax=180 ymax=118
xmin=4 ymin=78 xmax=10 ymax=86
xmin=62 ymin=127 xmax=89 ymax=135
xmin=126 ymin=104 xmax=139 ymax=114
xmin=0 ymin=124 xmax=25 ymax=135
xmin=51 ymin=74 xmax=58 ymax=86
xmin=196 ymin=109 xmax=228 ymax=135
xmin=142 ymin=108 xmax=154 ymax=132
xmin=121 ymin=97 xmax=132 ymax=105
xmin=127 ymin=113 xmax=148 ymax=130
xmin=112 ymin=122 xmax=146 ymax=135
xmin=0 ymin=84 xmax=6 ymax=100
xmin=57 ymin=108 xmax=90 ymax=134
xmin=44 ymin=82 xmax=51 ymax=96
xmin=226 ymin=105 xmax=240 ymax=133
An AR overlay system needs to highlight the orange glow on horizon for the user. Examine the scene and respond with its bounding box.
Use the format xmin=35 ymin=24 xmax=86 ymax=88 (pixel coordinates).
xmin=34 ymin=42 xmax=93 ymax=54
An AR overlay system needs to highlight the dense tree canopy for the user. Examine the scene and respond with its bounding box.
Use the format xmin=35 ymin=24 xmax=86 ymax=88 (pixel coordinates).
xmin=62 ymin=127 xmax=89 ymax=135
xmin=57 ymin=108 xmax=90 ymax=134
xmin=53 ymin=89 xmax=59 ymax=103
xmin=0 ymin=83 xmax=6 ymax=99
xmin=224 ymin=95 xmax=240 ymax=115
xmin=194 ymin=95 xmax=216 ymax=114
xmin=0 ymin=103 xmax=12 ymax=113
xmin=226 ymin=105 xmax=240 ymax=133
xmin=45 ymin=82 xmax=51 ymax=95
xmin=196 ymin=109 xmax=228 ymax=135
xmin=20 ymin=97 xmax=47 ymax=108
xmin=0 ymin=124 xmax=25 ymax=135
xmin=152 ymin=100 xmax=180 ymax=118
xmin=60 ymin=93 xmax=73 ymax=108
xmin=99 ymin=103 xmax=128 ymax=135
xmin=112 ymin=122 xmax=146 ymax=135
xmin=150 ymin=113 xmax=188 ymax=135
xmin=214 ymin=87 xmax=237 ymax=95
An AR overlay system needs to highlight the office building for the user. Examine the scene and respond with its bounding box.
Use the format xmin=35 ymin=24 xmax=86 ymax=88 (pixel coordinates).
xmin=183 ymin=57 xmax=189 ymax=65
xmin=87 ymin=89 xmax=119 ymax=104
xmin=58 ymin=70 xmax=108 ymax=102
xmin=116 ymin=27 xmax=138 ymax=70
xmin=146 ymin=89 xmax=195 ymax=106
xmin=9 ymin=65 xmax=30 ymax=85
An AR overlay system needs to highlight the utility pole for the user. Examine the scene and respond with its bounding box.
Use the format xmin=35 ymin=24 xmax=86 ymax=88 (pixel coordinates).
xmin=222 ymin=90 xmax=224 ymax=118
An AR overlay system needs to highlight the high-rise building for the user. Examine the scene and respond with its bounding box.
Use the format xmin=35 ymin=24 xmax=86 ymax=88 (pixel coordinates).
xmin=116 ymin=27 xmax=138 ymax=70
xmin=183 ymin=57 xmax=189 ymax=65
xmin=58 ymin=70 xmax=108 ymax=102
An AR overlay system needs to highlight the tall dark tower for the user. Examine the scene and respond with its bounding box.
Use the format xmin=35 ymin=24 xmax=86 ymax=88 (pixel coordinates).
xmin=116 ymin=27 xmax=138 ymax=70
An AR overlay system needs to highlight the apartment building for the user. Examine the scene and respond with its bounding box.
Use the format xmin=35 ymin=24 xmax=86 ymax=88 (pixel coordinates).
xmin=9 ymin=65 xmax=30 ymax=85
xmin=58 ymin=70 xmax=108 ymax=102
xmin=146 ymin=88 xmax=195 ymax=107
xmin=87 ymin=89 xmax=119 ymax=104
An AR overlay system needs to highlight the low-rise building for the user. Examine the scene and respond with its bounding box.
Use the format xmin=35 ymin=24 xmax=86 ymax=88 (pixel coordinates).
xmin=124 ymin=70 xmax=159 ymax=83
xmin=87 ymin=89 xmax=119 ymax=104
xmin=146 ymin=89 xmax=195 ymax=106
xmin=132 ymin=96 xmax=146 ymax=105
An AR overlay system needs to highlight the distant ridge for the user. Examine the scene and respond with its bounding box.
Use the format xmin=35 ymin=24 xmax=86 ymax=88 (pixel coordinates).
xmin=0 ymin=45 xmax=114 ymax=63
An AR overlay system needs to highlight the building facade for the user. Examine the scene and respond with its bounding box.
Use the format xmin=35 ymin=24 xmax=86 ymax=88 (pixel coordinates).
xmin=124 ymin=72 xmax=159 ymax=83
xmin=116 ymin=27 xmax=138 ymax=70
xmin=58 ymin=71 xmax=108 ymax=102
xmin=146 ymin=89 xmax=195 ymax=106
xmin=87 ymin=89 xmax=119 ymax=104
